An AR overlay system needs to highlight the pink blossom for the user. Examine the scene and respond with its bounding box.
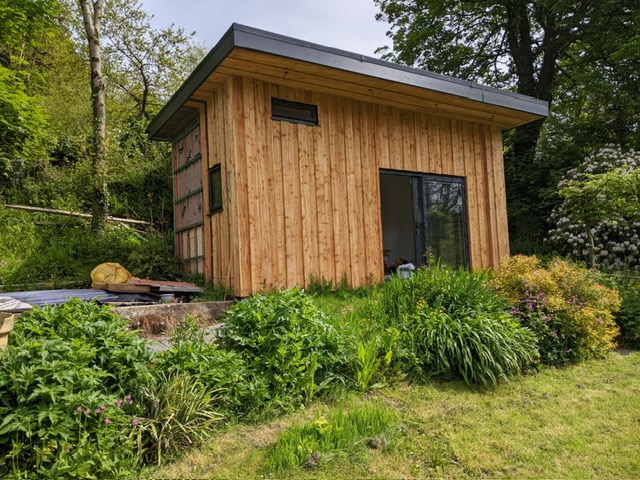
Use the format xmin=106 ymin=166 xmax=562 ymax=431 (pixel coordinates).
xmin=117 ymin=399 xmax=123 ymax=408
xmin=132 ymin=417 xmax=139 ymax=426
xmin=104 ymin=418 xmax=111 ymax=424
xmin=84 ymin=408 xmax=91 ymax=414
xmin=76 ymin=406 xmax=82 ymax=413
xmin=99 ymin=404 xmax=105 ymax=410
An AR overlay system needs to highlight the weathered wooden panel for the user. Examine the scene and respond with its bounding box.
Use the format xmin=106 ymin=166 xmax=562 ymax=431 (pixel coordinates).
xmin=172 ymin=123 xmax=204 ymax=274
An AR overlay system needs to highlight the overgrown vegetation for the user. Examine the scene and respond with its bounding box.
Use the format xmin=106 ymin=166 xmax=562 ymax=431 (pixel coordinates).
xmin=220 ymin=289 xmax=351 ymax=415
xmin=0 ymin=300 xmax=152 ymax=477
xmin=0 ymin=261 xmax=635 ymax=477
xmin=0 ymin=207 xmax=176 ymax=288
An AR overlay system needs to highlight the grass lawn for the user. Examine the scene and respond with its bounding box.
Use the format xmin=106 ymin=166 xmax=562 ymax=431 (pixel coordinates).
xmin=147 ymin=348 xmax=640 ymax=479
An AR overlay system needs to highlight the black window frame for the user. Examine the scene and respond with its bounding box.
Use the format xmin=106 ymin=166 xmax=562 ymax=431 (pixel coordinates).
xmin=208 ymin=163 xmax=223 ymax=214
xmin=271 ymin=97 xmax=318 ymax=126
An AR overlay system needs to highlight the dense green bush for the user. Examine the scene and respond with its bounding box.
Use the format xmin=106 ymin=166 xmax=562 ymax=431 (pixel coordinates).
xmin=154 ymin=315 xmax=268 ymax=417
xmin=615 ymin=282 xmax=640 ymax=345
xmin=491 ymin=255 xmax=621 ymax=364
xmin=220 ymin=289 xmax=352 ymax=414
xmin=375 ymin=266 xmax=538 ymax=386
xmin=0 ymin=300 xmax=153 ymax=478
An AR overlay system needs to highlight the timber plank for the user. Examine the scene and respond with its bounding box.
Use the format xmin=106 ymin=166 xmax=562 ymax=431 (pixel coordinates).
xmin=314 ymin=92 xmax=337 ymax=284
xmin=269 ymin=84 xmax=288 ymax=288
xmin=344 ymin=99 xmax=363 ymax=285
xmin=482 ymin=124 xmax=500 ymax=267
xmin=329 ymin=95 xmax=349 ymax=284
xmin=461 ymin=121 xmax=479 ymax=269
xmin=490 ymin=126 xmax=510 ymax=261
xmin=242 ymin=78 xmax=263 ymax=292
xmin=473 ymin=123 xmax=490 ymax=269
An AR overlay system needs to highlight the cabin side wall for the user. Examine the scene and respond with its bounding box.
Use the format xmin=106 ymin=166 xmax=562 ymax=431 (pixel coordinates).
xmin=222 ymin=76 xmax=509 ymax=296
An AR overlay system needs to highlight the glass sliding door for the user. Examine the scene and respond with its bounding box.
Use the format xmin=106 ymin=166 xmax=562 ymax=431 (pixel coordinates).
xmin=380 ymin=170 xmax=469 ymax=269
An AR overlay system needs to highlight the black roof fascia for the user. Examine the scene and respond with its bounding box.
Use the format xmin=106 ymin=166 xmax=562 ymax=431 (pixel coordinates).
xmin=148 ymin=23 xmax=549 ymax=140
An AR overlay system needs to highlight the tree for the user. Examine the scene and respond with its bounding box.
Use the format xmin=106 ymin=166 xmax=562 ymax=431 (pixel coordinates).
xmin=102 ymin=0 xmax=205 ymax=121
xmin=78 ymin=0 xmax=108 ymax=231
xmin=547 ymin=146 xmax=640 ymax=270
xmin=0 ymin=0 xmax=59 ymax=200
xmin=375 ymin=0 xmax=639 ymax=245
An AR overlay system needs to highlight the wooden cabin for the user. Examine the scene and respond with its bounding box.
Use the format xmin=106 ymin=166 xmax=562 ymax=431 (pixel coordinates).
xmin=148 ymin=24 xmax=548 ymax=297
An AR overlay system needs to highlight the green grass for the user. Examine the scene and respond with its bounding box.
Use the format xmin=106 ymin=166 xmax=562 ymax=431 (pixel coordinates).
xmin=146 ymin=349 xmax=640 ymax=479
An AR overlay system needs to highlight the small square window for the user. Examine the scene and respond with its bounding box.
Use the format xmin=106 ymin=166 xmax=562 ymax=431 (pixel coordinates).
xmin=271 ymin=98 xmax=318 ymax=126
xmin=208 ymin=164 xmax=222 ymax=213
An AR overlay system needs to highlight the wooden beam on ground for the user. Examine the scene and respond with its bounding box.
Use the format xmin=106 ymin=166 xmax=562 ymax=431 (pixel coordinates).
xmin=4 ymin=205 xmax=151 ymax=226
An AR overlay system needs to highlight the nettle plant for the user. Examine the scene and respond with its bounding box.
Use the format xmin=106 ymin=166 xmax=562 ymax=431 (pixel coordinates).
xmin=547 ymin=145 xmax=640 ymax=271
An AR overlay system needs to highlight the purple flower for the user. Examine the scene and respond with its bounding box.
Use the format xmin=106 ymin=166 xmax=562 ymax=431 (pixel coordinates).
xmin=128 ymin=399 xmax=133 ymax=405
xmin=85 ymin=408 xmax=91 ymax=414
xmin=104 ymin=418 xmax=111 ymax=424
xmin=567 ymin=349 xmax=573 ymax=353
xmin=550 ymin=330 xmax=558 ymax=337
xmin=99 ymin=404 xmax=106 ymax=410
xmin=76 ymin=406 xmax=82 ymax=413
xmin=117 ymin=399 xmax=123 ymax=408
xmin=132 ymin=417 xmax=139 ymax=426
xmin=94 ymin=409 xmax=101 ymax=414
xmin=597 ymin=317 xmax=603 ymax=323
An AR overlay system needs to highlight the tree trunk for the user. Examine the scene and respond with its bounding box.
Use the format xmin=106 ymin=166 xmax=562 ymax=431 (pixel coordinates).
xmin=78 ymin=0 xmax=108 ymax=232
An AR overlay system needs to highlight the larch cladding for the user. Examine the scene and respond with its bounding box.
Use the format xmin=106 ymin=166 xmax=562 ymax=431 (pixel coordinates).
xmin=201 ymin=75 xmax=509 ymax=296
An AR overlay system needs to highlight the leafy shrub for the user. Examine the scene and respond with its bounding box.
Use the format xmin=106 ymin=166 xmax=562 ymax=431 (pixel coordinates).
xmin=265 ymin=402 xmax=398 ymax=472
xmin=491 ymin=255 xmax=621 ymax=363
xmin=0 ymin=300 xmax=153 ymax=478
xmin=374 ymin=265 xmax=538 ymax=386
xmin=154 ymin=315 xmax=267 ymax=416
xmin=220 ymin=289 xmax=351 ymax=414
xmin=615 ymin=282 xmax=640 ymax=345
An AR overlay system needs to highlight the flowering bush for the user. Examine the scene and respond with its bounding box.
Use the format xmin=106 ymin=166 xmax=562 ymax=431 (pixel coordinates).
xmin=491 ymin=255 xmax=621 ymax=363
xmin=547 ymin=145 xmax=640 ymax=271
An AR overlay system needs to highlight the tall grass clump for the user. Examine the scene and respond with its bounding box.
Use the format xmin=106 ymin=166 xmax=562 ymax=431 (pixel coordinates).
xmin=372 ymin=264 xmax=538 ymax=386
xmin=491 ymin=255 xmax=621 ymax=364
xmin=139 ymin=372 xmax=224 ymax=466
xmin=220 ymin=289 xmax=351 ymax=414
xmin=265 ymin=402 xmax=398 ymax=472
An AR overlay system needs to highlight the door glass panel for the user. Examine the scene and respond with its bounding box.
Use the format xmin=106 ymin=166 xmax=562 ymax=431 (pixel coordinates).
xmin=425 ymin=180 xmax=467 ymax=268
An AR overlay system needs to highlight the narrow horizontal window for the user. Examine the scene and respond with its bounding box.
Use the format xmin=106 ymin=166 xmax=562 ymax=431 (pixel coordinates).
xmin=208 ymin=164 xmax=223 ymax=214
xmin=271 ymin=98 xmax=318 ymax=126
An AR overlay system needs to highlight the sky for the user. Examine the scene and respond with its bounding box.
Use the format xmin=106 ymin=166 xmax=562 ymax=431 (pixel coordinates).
xmin=139 ymin=0 xmax=392 ymax=58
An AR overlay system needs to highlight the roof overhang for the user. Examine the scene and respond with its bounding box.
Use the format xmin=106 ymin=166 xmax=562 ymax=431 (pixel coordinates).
xmin=149 ymin=23 xmax=549 ymax=142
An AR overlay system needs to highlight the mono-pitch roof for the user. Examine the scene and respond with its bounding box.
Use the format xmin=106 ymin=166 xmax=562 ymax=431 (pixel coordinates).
xmin=148 ymin=23 xmax=548 ymax=141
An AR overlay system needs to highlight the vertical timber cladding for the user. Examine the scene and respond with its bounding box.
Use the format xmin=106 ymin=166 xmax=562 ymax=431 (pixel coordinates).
xmin=230 ymin=76 xmax=510 ymax=294
xmin=172 ymin=123 xmax=205 ymax=274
